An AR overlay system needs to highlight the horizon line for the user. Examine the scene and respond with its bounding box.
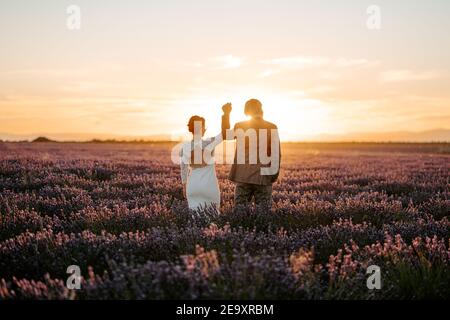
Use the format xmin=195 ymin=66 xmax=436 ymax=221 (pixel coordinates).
xmin=1 ymin=128 xmax=450 ymax=144
xmin=1 ymin=138 xmax=450 ymax=144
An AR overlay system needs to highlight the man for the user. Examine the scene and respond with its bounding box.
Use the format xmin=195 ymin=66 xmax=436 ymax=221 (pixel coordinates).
xmin=221 ymin=99 xmax=281 ymax=210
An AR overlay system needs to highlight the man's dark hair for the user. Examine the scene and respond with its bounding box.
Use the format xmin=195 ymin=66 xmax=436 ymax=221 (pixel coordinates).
xmin=244 ymin=99 xmax=263 ymax=117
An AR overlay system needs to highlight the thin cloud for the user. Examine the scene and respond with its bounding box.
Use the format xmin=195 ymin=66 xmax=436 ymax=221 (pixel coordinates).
xmin=259 ymin=69 xmax=280 ymax=78
xmin=335 ymin=58 xmax=375 ymax=67
xmin=191 ymin=55 xmax=245 ymax=70
xmin=319 ymin=72 xmax=341 ymax=80
xmin=0 ymin=63 xmax=123 ymax=77
xmin=380 ymin=69 xmax=440 ymax=83
xmin=0 ymin=68 xmax=91 ymax=78
xmin=308 ymin=85 xmax=336 ymax=94
xmin=213 ymin=55 xmax=244 ymax=69
xmin=260 ymin=56 xmax=375 ymax=68
xmin=260 ymin=56 xmax=330 ymax=68
xmin=258 ymin=56 xmax=376 ymax=78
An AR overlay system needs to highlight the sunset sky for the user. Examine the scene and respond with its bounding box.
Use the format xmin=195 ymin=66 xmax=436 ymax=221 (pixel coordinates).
xmin=1 ymin=0 xmax=449 ymax=141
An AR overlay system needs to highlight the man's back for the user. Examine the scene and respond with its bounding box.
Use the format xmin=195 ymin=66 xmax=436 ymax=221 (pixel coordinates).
xmin=229 ymin=117 xmax=280 ymax=185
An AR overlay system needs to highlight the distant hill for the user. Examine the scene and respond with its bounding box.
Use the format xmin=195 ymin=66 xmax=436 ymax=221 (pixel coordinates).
xmin=32 ymin=137 xmax=56 ymax=143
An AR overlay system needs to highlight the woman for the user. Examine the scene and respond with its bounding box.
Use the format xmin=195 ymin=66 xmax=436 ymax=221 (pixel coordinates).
xmin=179 ymin=114 xmax=225 ymax=212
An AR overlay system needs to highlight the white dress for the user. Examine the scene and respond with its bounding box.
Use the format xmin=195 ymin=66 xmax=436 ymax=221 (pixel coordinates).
xmin=180 ymin=134 xmax=223 ymax=211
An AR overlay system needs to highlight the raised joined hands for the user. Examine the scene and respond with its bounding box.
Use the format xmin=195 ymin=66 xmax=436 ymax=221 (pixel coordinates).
xmin=222 ymin=102 xmax=232 ymax=114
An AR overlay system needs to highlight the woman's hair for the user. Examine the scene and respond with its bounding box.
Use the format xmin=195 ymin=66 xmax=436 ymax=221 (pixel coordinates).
xmin=187 ymin=115 xmax=205 ymax=134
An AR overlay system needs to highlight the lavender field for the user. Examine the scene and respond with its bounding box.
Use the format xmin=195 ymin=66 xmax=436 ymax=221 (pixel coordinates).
xmin=0 ymin=142 xmax=449 ymax=299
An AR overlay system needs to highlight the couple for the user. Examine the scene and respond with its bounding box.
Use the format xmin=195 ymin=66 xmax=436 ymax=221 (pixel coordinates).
xmin=179 ymin=99 xmax=281 ymax=213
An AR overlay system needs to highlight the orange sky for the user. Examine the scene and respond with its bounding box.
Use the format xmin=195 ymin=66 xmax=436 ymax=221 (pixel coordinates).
xmin=1 ymin=1 xmax=449 ymax=141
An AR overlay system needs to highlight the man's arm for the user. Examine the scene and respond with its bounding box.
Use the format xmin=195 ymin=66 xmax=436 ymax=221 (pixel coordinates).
xmin=221 ymin=103 xmax=232 ymax=140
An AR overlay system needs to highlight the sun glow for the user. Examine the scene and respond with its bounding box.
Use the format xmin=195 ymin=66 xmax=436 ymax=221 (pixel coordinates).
xmin=1 ymin=1 xmax=450 ymax=142
xmin=172 ymin=88 xmax=334 ymax=142
xmin=254 ymin=94 xmax=331 ymax=141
